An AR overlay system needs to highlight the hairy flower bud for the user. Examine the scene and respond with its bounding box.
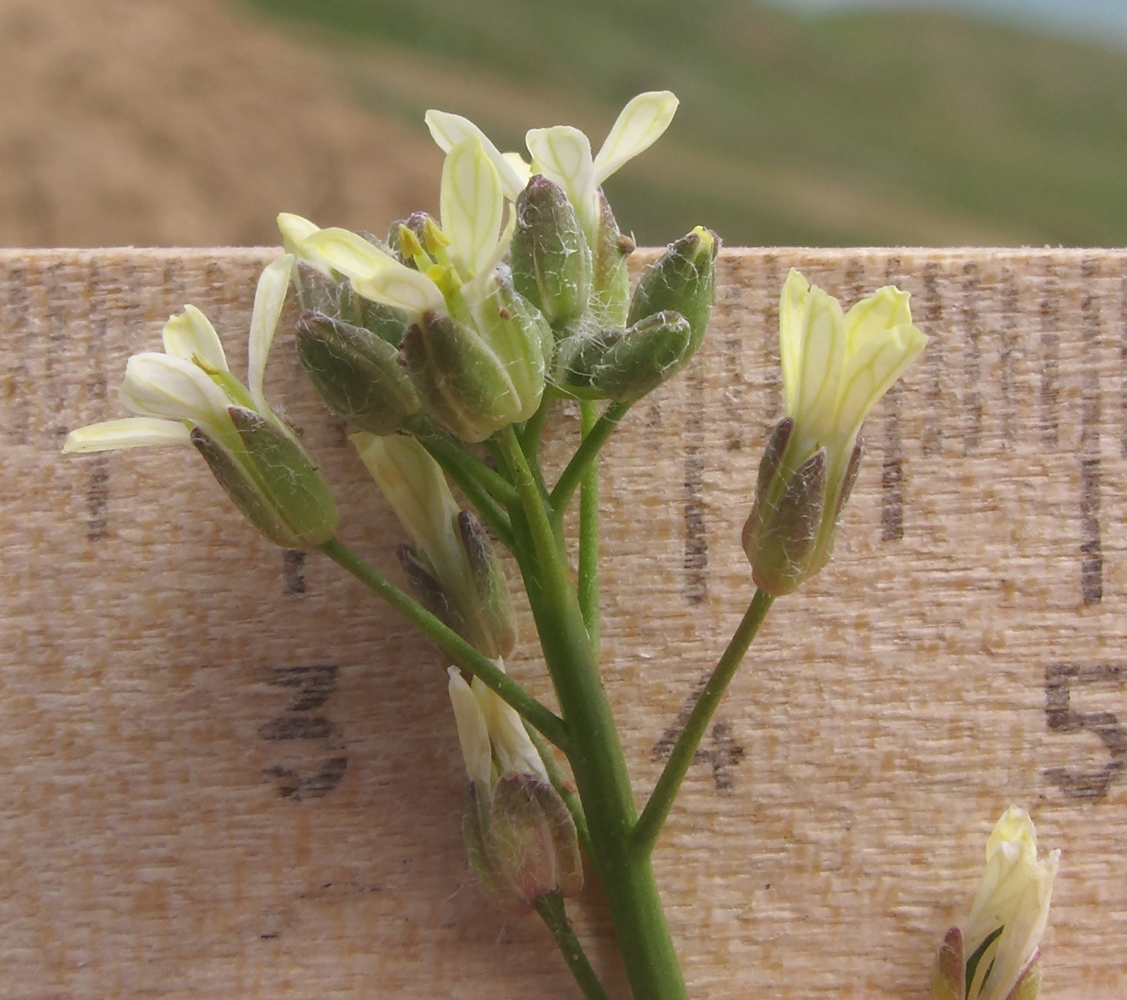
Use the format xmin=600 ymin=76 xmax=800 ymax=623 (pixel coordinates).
xmin=401 ymin=278 xmax=549 ymax=442
xmin=627 ymin=226 xmax=718 ymax=355
xmin=449 ymin=667 xmax=582 ymax=910
xmin=511 ymin=175 xmax=592 ymax=327
xmin=296 ymin=313 xmax=420 ymax=434
xmin=590 ymin=309 xmax=694 ymax=404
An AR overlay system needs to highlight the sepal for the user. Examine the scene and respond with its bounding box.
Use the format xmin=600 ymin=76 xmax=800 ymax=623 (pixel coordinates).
xmin=191 ymin=408 xmax=338 ymax=549
xmin=296 ymin=312 xmax=420 ymax=434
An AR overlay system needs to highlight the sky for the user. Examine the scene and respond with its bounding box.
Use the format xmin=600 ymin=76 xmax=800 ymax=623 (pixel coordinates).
xmin=764 ymin=0 xmax=1127 ymax=47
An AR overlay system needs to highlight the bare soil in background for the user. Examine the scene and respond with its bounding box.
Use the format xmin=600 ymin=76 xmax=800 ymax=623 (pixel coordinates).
xmin=0 ymin=0 xmax=441 ymax=247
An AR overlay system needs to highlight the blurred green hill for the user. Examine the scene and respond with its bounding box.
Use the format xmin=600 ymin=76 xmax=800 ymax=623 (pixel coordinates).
xmin=239 ymin=0 xmax=1127 ymax=247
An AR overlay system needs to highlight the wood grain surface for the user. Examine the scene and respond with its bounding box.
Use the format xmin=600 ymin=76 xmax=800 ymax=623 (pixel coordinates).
xmin=1 ymin=247 xmax=1124 ymax=999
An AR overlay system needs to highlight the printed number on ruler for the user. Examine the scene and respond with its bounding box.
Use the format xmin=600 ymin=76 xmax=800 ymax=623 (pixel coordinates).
xmin=260 ymin=664 xmax=348 ymax=799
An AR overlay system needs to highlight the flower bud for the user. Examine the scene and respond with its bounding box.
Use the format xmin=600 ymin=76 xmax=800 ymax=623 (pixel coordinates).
xmin=742 ymin=270 xmax=926 ymax=596
xmin=464 ymin=773 xmax=584 ymax=911
xmin=931 ymin=807 xmax=1058 ymax=1000
xmin=449 ymin=668 xmax=582 ymax=911
xmin=192 ymin=406 xmax=338 ymax=549
xmin=627 ymin=226 xmax=718 ymax=355
xmin=400 ymin=311 xmax=519 ymax=443
xmin=590 ymin=309 xmax=694 ymax=404
xmin=510 ymin=175 xmax=592 ymax=327
xmin=402 ymin=277 xmax=549 ymax=442
xmin=296 ymin=312 xmax=420 ymax=434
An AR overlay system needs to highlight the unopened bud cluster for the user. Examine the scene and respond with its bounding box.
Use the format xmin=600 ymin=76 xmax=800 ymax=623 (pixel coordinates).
xmin=282 ymin=91 xmax=717 ymax=444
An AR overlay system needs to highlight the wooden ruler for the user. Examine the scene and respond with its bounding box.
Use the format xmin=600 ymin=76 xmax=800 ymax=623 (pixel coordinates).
xmin=0 ymin=247 xmax=1123 ymax=999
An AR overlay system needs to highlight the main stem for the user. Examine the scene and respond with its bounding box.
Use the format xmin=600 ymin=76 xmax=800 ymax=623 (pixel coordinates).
xmin=496 ymin=428 xmax=689 ymax=1000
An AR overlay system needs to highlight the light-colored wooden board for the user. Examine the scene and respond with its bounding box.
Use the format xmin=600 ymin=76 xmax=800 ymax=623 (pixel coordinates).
xmin=1 ymin=247 xmax=1124 ymax=999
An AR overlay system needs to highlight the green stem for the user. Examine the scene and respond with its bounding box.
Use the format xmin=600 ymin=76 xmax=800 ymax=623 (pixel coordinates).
xmin=550 ymin=401 xmax=631 ymax=517
xmin=519 ymin=389 xmax=553 ymax=457
xmin=632 ymin=589 xmax=775 ymax=858
xmin=317 ymin=536 xmax=568 ymax=751
xmin=534 ymin=893 xmax=611 ymax=1000
xmin=578 ymin=401 xmax=600 ymax=650
xmin=496 ymin=427 xmax=689 ymax=1000
xmin=526 ymin=724 xmax=593 ymax=861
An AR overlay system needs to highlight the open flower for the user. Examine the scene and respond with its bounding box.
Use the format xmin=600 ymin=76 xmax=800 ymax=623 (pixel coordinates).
xmin=932 ymin=807 xmax=1060 ymax=1000
xmin=742 ymin=268 xmax=927 ymax=596
xmin=280 ymin=134 xmax=549 ymax=442
xmin=64 ymin=255 xmax=338 ymax=548
xmin=448 ymin=665 xmax=582 ymax=910
xmin=426 ymin=91 xmax=678 ymax=247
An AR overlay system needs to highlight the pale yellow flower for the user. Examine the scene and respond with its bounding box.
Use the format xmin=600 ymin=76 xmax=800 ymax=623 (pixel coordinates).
xmin=743 ymin=269 xmax=927 ymax=595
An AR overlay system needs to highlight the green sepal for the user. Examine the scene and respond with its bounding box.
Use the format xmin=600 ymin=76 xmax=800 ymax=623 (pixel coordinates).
xmin=401 ymin=311 xmax=528 ymax=443
xmin=228 ymin=406 xmax=338 ymax=547
xmin=296 ymin=312 xmax=420 ymax=434
xmin=190 ymin=409 xmax=337 ymax=549
xmin=589 ymin=192 xmax=634 ymax=327
xmin=192 ymin=425 xmax=298 ymax=548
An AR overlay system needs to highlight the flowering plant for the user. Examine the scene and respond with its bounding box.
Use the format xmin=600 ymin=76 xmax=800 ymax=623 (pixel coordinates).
xmin=64 ymin=92 xmax=1056 ymax=999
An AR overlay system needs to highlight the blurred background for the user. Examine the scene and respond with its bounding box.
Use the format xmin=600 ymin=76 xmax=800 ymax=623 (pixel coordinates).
xmin=3 ymin=0 xmax=1127 ymax=248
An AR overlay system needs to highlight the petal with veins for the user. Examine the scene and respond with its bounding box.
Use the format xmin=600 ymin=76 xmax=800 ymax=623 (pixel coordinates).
xmin=62 ymin=417 xmax=192 ymax=454
xmin=162 ymin=305 xmax=229 ymax=372
xmin=119 ymin=352 xmax=232 ymax=433
xmin=526 ymin=125 xmax=596 ymax=234
xmin=247 ymin=254 xmax=294 ymax=414
xmin=425 ymin=110 xmax=528 ymax=201
xmin=441 ymin=138 xmax=505 ymax=280
xmin=302 ymin=228 xmax=445 ymax=314
xmin=592 ymin=90 xmax=678 ymax=185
